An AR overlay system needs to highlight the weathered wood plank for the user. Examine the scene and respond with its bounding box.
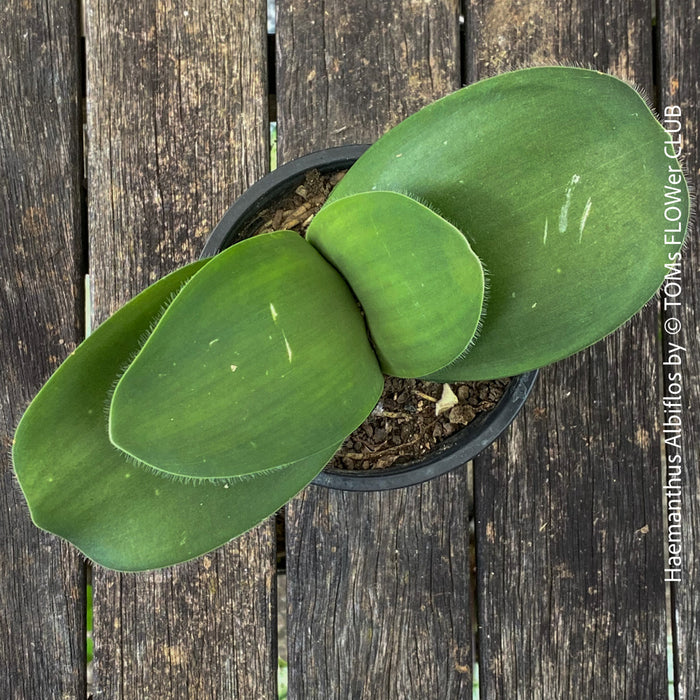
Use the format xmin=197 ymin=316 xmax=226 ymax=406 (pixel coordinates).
xmin=285 ymin=481 xmax=473 ymax=698
xmin=0 ymin=1 xmax=87 ymax=698
xmin=84 ymin=1 xmax=275 ymax=697
xmin=464 ymin=0 xmax=652 ymax=78
xmin=277 ymin=3 xmax=474 ymax=697
xmin=658 ymin=2 xmax=700 ymax=698
xmin=467 ymin=1 xmax=667 ymax=697
xmin=93 ymin=535 xmax=277 ymax=700
xmin=277 ymin=1 xmax=462 ymax=153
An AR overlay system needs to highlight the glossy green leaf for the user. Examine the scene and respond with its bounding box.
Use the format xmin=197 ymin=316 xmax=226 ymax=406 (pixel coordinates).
xmin=13 ymin=261 xmax=338 ymax=571
xmin=110 ymin=231 xmax=383 ymax=479
xmin=307 ymin=191 xmax=485 ymax=377
xmin=331 ymin=67 xmax=690 ymax=379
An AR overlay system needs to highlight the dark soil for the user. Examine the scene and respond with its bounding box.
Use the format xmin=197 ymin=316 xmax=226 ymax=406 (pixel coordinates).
xmin=254 ymin=169 xmax=509 ymax=472
xmin=327 ymin=376 xmax=509 ymax=471
xmin=256 ymin=168 xmax=347 ymax=235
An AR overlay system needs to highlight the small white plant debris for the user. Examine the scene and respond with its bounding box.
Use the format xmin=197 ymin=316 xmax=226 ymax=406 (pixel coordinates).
xmin=435 ymin=384 xmax=459 ymax=416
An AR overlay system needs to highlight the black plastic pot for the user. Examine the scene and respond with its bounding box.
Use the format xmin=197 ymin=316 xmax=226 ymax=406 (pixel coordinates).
xmin=201 ymin=145 xmax=371 ymax=253
xmin=201 ymin=146 xmax=538 ymax=492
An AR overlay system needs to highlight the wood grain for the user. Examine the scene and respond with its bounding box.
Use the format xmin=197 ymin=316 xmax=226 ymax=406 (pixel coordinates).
xmin=467 ymin=1 xmax=667 ymax=697
xmin=0 ymin=0 xmax=87 ymax=698
xmin=464 ymin=0 xmax=652 ymax=80
xmin=285 ymin=480 xmax=473 ymax=698
xmin=276 ymin=0 xmax=461 ymax=152
xmin=659 ymin=1 xmax=700 ymax=698
xmin=2 ymin=0 xmax=696 ymax=697
xmin=277 ymin=2 xmax=475 ymax=698
xmin=93 ymin=535 xmax=277 ymax=700
xmin=84 ymin=1 xmax=276 ymax=697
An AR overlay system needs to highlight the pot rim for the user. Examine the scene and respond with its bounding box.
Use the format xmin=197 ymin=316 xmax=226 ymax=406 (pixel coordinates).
xmin=201 ymin=145 xmax=538 ymax=492
xmin=201 ymin=145 xmax=371 ymax=257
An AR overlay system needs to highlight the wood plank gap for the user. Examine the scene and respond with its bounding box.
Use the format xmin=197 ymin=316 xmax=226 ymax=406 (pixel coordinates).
xmin=467 ymin=469 xmax=480 ymax=684
xmin=651 ymin=0 xmax=661 ymax=107
xmin=459 ymin=0 xmax=469 ymax=87
xmin=79 ymin=0 xmax=86 ymax=37
xmin=657 ymin=304 xmax=677 ymax=700
xmin=268 ymin=32 xmax=277 ymax=122
xmin=77 ymin=0 xmax=89 ymax=278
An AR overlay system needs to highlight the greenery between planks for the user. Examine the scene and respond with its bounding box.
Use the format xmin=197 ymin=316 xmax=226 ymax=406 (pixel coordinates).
xmin=13 ymin=67 xmax=689 ymax=571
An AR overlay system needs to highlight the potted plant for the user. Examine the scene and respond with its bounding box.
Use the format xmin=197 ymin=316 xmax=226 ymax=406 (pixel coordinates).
xmin=199 ymin=144 xmax=540 ymax=492
xmin=12 ymin=66 xmax=689 ymax=572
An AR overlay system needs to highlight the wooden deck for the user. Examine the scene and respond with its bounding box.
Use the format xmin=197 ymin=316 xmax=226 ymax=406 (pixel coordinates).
xmin=1 ymin=1 xmax=698 ymax=698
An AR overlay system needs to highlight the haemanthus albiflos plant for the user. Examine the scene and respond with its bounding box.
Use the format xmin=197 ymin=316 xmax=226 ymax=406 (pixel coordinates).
xmin=13 ymin=67 xmax=690 ymax=571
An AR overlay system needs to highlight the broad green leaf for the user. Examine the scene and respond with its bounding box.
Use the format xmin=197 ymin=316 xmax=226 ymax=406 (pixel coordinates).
xmin=110 ymin=231 xmax=383 ymax=479
xmin=13 ymin=261 xmax=338 ymax=571
xmin=307 ymin=191 xmax=485 ymax=377
xmin=330 ymin=67 xmax=690 ymax=379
